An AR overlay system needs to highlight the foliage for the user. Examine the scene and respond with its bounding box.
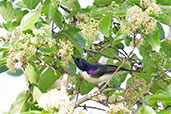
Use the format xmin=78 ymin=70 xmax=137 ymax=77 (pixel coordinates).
xmin=0 ymin=0 xmax=170 ymax=113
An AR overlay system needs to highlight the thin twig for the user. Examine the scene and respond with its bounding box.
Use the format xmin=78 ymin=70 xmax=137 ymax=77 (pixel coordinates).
xmin=143 ymin=71 xmax=162 ymax=96
xmin=35 ymin=48 xmax=57 ymax=75
xmin=21 ymin=66 xmax=32 ymax=96
xmin=102 ymin=87 xmax=125 ymax=93
xmin=79 ymin=104 xmax=106 ymax=111
xmin=83 ymin=48 xmax=122 ymax=62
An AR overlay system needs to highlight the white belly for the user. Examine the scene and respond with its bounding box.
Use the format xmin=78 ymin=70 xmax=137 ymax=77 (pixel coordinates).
xmin=79 ymin=70 xmax=113 ymax=83
xmin=78 ymin=69 xmax=127 ymax=83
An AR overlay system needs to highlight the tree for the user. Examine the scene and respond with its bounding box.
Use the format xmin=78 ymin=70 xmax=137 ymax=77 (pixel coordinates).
xmin=0 ymin=0 xmax=171 ymax=114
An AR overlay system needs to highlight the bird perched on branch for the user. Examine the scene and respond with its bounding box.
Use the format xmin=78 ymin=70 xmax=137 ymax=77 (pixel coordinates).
xmin=73 ymin=56 xmax=137 ymax=83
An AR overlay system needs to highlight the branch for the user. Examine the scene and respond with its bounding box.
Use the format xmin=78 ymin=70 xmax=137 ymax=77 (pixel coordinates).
xmin=60 ymin=5 xmax=71 ymax=13
xmin=21 ymin=66 xmax=31 ymax=90
xmin=79 ymin=104 xmax=106 ymax=111
xmin=143 ymin=71 xmax=162 ymax=96
xmin=73 ymin=87 xmax=100 ymax=108
xmin=83 ymin=48 xmax=122 ymax=62
xmin=34 ymin=48 xmax=57 ymax=75
xmin=102 ymin=87 xmax=125 ymax=93
xmin=108 ymin=98 xmax=126 ymax=104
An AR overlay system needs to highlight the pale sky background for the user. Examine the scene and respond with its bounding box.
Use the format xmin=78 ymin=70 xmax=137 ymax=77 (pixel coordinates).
xmin=0 ymin=0 xmax=170 ymax=114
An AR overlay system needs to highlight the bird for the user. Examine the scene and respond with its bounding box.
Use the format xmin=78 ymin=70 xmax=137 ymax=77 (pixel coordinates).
xmin=72 ymin=56 xmax=137 ymax=83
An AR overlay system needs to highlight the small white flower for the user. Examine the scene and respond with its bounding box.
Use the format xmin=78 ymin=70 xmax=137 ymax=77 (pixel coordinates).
xmin=121 ymin=5 xmax=157 ymax=34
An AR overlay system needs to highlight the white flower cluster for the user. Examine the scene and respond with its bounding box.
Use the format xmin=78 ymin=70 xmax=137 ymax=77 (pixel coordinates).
xmin=59 ymin=39 xmax=74 ymax=63
xmin=106 ymin=104 xmax=130 ymax=114
xmin=121 ymin=5 xmax=157 ymax=34
xmin=38 ymin=88 xmax=73 ymax=113
xmin=79 ymin=19 xmax=99 ymax=40
xmin=33 ymin=27 xmax=47 ymax=37
xmin=6 ymin=26 xmax=56 ymax=72
xmin=140 ymin=0 xmax=156 ymax=8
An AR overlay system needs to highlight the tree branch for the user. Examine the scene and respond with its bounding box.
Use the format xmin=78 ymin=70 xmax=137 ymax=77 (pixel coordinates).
xmin=79 ymin=104 xmax=106 ymax=111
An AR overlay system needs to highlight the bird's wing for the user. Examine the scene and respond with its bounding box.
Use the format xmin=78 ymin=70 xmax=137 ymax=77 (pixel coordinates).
xmin=89 ymin=65 xmax=130 ymax=78
xmin=89 ymin=65 xmax=116 ymax=78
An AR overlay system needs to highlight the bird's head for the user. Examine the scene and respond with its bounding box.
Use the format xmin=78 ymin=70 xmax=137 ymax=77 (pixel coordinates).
xmin=72 ymin=56 xmax=89 ymax=71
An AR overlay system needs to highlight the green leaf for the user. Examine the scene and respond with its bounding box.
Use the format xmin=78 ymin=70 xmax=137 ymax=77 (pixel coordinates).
xmin=110 ymin=73 xmax=127 ymax=88
xmin=0 ymin=64 xmax=8 ymax=73
xmin=114 ymin=1 xmax=133 ymax=16
xmin=137 ymin=104 xmax=156 ymax=114
xmin=9 ymin=90 xmax=30 ymax=114
xmin=21 ymin=110 xmax=50 ymax=114
xmin=21 ymin=111 xmax=42 ymax=114
xmin=23 ymin=0 xmax=41 ymax=10
xmin=149 ymin=94 xmax=171 ymax=102
xmin=112 ymin=29 xmax=127 ymax=46
xmin=99 ymin=12 xmax=112 ymax=37
xmin=62 ymin=27 xmax=83 ymax=53
xmin=90 ymin=6 xmax=109 ymax=17
xmin=157 ymin=0 xmax=171 ymax=5
xmin=62 ymin=0 xmax=80 ymax=12
xmin=145 ymin=28 xmax=160 ymax=52
xmin=38 ymin=68 xmax=60 ymax=92
xmin=144 ymin=95 xmax=158 ymax=109
xmin=74 ymin=32 xmax=86 ymax=47
xmin=42 ymin=0 xmax=50 ymax=17
xmin=79 ymin=79 xmax=97 ymax=95
xmin=20 ymin=10 xmax=41 ymax=31
xmin=3 ymin=21 xmax=17 ymax=32
xmin=33 ymin=86 xmax=42 ymax=102
xmin=25 ymin=64 xmax=39 ymax=84
xmin=160 ymin=6 xmax=171 ymax=17
xmin=71 ymin=0 xmax=81 ymax=11
xmin=14 ymin=9 xmax=29 ymax=23
xmin=157 ymin=22 xmax=165 ymax=40
xmin=7 ymin=69 xmax=23 ymax=76
xmin=157 ymin=110 xmax=171 ymax=114
xmin=48 ymin=4 xmax=56 ymax=21
xmin=93 ymin=0 xmax=113 ymax=6
xmin=153 ymin=13 xmax=171 ymax=26
xmin=16 ymin=1 xmax=27 ymax=8
xmin=81 ymin=6 xmax=93 ymax=13
xmin=142 ymin=56 xmax=156 ymax=73
xmin=53 ymin=9 xmax=63 ymax=29
xmin=0 ymin=1 xmax=15 ymax=21
xmin=69 ymin=61 xmax=76 ymax=75
xmin=160 ymin=39 xmax=171 ymax=57
xmin=114 ymin=5 xmax=130 ymax=16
